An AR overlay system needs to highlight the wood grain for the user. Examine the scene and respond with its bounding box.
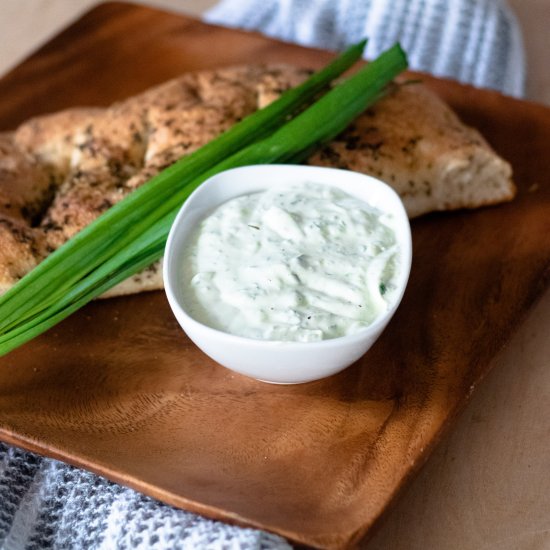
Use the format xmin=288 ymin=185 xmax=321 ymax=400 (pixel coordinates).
xmin=0 ymin=3 xmax=549 ymax=548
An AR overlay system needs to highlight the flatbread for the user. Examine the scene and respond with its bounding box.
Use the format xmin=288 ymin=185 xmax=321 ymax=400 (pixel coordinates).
xmin=0 ymin=65 xmax=515 ymax=298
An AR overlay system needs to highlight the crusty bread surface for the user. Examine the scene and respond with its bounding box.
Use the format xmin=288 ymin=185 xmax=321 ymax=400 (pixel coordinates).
xmin=0 ymin=65 xmax=515 ymax=298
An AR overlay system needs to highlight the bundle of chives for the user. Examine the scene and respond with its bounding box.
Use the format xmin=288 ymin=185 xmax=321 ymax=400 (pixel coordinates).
xmin=0 ymin=42 xmax=408 ymax=355
xmin=0 ymin=40 xmax=366 ymax=332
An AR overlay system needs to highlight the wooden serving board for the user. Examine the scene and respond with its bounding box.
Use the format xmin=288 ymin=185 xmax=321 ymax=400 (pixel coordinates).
xmin=0 ymin=3 xmax=549 ymax=548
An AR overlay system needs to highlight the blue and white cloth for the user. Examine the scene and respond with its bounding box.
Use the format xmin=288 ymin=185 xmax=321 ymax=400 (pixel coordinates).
xmin=0 ymin=1 xmax=526 ymax=549
xmin=206 ymin=0 xmax=525 ymax=96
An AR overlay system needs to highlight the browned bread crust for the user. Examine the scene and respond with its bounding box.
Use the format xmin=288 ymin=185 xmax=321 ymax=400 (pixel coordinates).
xmin=0 ymin=65 xmax=515 ymax=297
xmin=308 ymin=83 xmax=514 ymax=217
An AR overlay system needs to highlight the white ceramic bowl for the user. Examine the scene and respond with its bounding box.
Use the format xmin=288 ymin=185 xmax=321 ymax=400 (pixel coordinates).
xmin=163 ymin=165 xmax=412 ymax=384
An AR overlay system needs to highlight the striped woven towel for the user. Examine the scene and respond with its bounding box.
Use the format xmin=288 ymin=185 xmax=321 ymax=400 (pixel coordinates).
xmin=0 ymin=1 xmax=526 ymax=548
xmin=205 ymin=0 xmax=525 ymax=97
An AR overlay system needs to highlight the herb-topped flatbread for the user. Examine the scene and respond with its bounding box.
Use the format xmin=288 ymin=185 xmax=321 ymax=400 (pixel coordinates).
xmin=0 ymin=65 xmax=515 ymax=297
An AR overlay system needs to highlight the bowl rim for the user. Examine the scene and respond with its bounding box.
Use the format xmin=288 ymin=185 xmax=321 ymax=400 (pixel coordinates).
xmin=163 ymin=164 xmax=412 ymax=350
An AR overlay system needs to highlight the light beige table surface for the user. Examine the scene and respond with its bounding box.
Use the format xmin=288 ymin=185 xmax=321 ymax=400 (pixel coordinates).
xmin=1 ymin=2 xmax=549 ymax=549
